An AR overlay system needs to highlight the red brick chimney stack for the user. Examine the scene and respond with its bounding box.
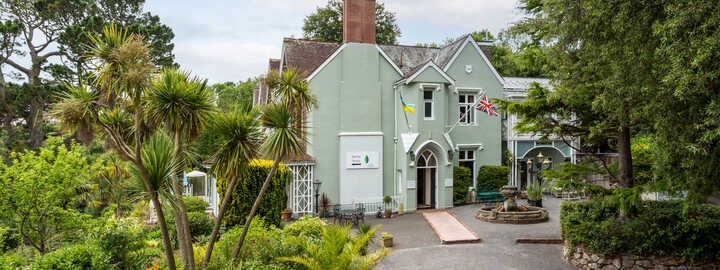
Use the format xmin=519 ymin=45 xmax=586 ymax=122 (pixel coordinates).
xmin=343 ymin=0 xmax=376 ymax=44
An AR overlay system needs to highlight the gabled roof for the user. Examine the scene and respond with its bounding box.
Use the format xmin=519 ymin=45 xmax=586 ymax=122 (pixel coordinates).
xmin=275 ymin=36 xmax=497 ymax=83
xmin=396 ymin=60 xmax=455 ymax=85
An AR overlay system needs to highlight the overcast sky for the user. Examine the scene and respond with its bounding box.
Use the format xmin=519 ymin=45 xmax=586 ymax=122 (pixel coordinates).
xmin=145 ymin=0 xmax=524 ymax=84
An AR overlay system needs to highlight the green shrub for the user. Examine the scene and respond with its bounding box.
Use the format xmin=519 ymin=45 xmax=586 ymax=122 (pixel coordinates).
xmin=0 ymin=227 xmax=20 ymax=253
xmin=91 ymin=218 xmax=152 ymax=269
xmin=0 ymin=252 xmax=27 ymax=270
xmin=187 ymin=212 xmax=214 ymax=238
xmin=476 ymin=165 xmax=509 ymax=191
xmin=453 ymin=166 xmax=472 ymax=205
xmin=183 ymin=196 xmax=210 ymax=212
xmin=282 ymin=216 xmax=323 ymax=240
xmin=561 ymin=199 xmax=720 ymax=262
xmin=30 ymin=244 xmax=112 ymax=270
xmin=216 ymin=159 xmax=291 ymax=227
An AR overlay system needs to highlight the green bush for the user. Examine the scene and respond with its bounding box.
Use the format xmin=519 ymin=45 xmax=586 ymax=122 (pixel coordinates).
xmin=187 ymin=212 xmax=214 ymax=238
xmin=453 ymin=166 xmax=472 ymax=205
xmin=561 ymin=199 xmax=720 ymax=262
xmin=476 ymin=165 xmax=509 ymax=191
xmin=91 ymin=218 xmax=152 ymax=269
xmin=216 ymin=159 xmax=291 ymax=227
xmin=183 ymin=196 xmax=210 ymax=212
xmin=0 ymin=227 xmax=20 ymax=253
xmin=30 ymin=244 xmax=112 ymax=270
xmin=282 ymin=216 xmax=323 ymax=240
xmin=0 ymin=252 xmax=27 ymax=270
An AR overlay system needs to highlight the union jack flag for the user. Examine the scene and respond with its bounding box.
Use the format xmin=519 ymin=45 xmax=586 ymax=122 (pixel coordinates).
xmin=475 ymin=95 xmax=499 ymax=116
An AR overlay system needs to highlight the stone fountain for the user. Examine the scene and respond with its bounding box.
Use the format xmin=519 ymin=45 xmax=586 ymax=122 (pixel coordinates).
xmin=475 ymin=186 xmax=548 ymax=224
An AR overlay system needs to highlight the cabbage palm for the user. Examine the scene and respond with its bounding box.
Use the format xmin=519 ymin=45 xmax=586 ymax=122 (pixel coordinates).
xmin=145 ymin=68 xmax=215 ymax=270
xmin=231 ymin=102 xmax=304 ymax=259
xmin=202 ymin=103 xmax=263 ymax=267
xmin=264 ymin=68 xmax=317 ymax=138
xmin=50 ymin=83 xmax=100 ymax=145
xmin=94 ymin=152 xmax=132 ymax=217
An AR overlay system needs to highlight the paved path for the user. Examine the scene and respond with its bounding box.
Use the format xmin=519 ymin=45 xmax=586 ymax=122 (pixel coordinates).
xmin=367 ymin=195 xmax=574 ymax=270
xmin=422 ymin=210 xmax=480 ymax=244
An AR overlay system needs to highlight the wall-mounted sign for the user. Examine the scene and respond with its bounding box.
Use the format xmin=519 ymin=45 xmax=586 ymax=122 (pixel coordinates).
xmin=444 ymin=178 xmax=453 ymax=187
xmin=407 ymin=180 xmax=416 ymax=189
xmin=345 ymin=151 xmax=379 ymax=169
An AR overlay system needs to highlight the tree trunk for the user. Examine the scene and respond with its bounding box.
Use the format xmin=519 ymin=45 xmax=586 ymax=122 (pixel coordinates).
xmin=150 ymin=193 xmax=177 ymax=270
xmin=202 ymin=174 xmax=238 ymax=267
xmin=116 ymin=172 xmax=122 ymax=218
xmin=616 ymin=127 xmax=633 ymax=188
xmin=0 ymin=70 xmax=15 ymax=148
xmin=171 ymin=133 xmax=194 ymax=270
xmin=27 ymin=97 xmax=44 ymax=147
xmin=231 ymin=159 xmax=280 ymax=259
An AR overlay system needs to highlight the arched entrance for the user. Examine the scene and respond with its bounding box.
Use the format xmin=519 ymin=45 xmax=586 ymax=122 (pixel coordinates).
xmin=519 ymin=147 xmax=567 ymax=190
xmin=416 ymin=150 xmax=437 ymax=209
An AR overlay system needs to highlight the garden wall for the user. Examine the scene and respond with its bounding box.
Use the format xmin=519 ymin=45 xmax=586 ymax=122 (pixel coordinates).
xmin=563 ymin=244 xmax=719 ymax=270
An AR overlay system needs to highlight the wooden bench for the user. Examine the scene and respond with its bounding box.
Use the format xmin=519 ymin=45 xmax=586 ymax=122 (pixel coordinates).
xmin=476 ymin=187 xmax=506 ymax=203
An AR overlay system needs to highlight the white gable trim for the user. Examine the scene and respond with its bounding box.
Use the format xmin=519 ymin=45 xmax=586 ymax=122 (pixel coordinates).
xmin=442 ymin=36 xmax=504 ymax=84
xmin=376 ymin=44 xmax=404 ymax=76
xmin=405 ymin=61 xmax=455 ymax=85
xmin=306 ymin=43 xmax=348 ymax=81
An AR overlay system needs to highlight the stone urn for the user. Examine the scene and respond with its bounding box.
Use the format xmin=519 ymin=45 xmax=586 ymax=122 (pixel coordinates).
xmin=500 ymin=186 xmax=520 ymax=212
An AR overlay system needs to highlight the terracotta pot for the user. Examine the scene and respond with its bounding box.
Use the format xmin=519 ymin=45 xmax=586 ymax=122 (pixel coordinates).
xmin=281 ymin=210 xmax=293 ymax=221
xmin=384 ymin=210 xmax=392 ymax=218
xmin=382 ymin=237 xmax=393 ymax=247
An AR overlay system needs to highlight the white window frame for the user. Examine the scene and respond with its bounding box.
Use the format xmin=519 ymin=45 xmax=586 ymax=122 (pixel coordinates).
xmin=423 ymin=89 xmax=434 ymax=120
xmin=458 ymin=149 xmax=476 ymax=187
xmin=458 ymin=92 xmax=476 ymax=125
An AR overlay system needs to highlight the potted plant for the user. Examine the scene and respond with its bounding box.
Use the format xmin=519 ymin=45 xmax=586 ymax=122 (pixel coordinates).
xmin=383 ymin=196 xmax=393 ymax=218
xmin=381 ymin=232 xmax=393 ymax=247
xmin=526 ymin=181 xmax=543 ymax=207
xmin=320 ymin=193 xmax=330 ymax=218
xmin=282 ymin=208 xmax=293 ymax=221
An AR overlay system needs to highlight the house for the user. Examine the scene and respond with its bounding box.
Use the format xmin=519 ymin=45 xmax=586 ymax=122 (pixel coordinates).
xmin=251 ymin=0 xmax=506 ymax=214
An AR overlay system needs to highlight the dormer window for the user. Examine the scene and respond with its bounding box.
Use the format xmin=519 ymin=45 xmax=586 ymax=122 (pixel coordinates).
xmin=423 ymin=90 xmax=434 ymax=120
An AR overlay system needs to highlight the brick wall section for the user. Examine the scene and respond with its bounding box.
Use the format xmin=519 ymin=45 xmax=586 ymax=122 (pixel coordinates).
xmin=343 ymin=0 xmax=376 ymax=44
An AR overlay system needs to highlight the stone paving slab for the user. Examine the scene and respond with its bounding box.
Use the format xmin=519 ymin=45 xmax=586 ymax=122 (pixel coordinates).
xmin=422 ymin=210 xmax=481 ymax=244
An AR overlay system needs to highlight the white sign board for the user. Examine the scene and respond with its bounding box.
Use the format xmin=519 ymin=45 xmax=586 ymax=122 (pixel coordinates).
xmin=407 ymin=180 xmax=416 ymax=189
xmin=345 ymin=152 xmax=379 ymax=169
xmin=444 ymin=178 xmax=453 ymax=187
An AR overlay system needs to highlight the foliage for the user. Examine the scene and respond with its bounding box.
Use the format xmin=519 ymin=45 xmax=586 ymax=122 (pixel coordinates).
xmin=277 ymin=224 xmax=390 ymax=270
xmin=0 ymin=227 xmax=20 ymax=253
xmin=211 ymin=79 xmax=258 ymax=111
xmin=649 ymin=0 xmax=720 ymax=203
xmin=216 ymin=159 xmax=291 ymax=227
xmin=91 ymin=217 xmax=154 ymax=270
xmin=561 ymin=199 xmax=720 ymax=262
xmin=630 ymin=136 xmax=654 ymax=186
xmin=542 ymin=161 xmax=603 ymax=182
xmin=452 ymin=166 xmax=472 ymax=205
xmin=183 ymin=196 xmax=210 ymax=213
xmin=302 ymin=0 xmax=401 ymax=44
xmin=30 ymin=244 xmax=113 ymax=270
xmin=282 ymin=216 xmax=324 ymax=240
xmin=526 ymin=181 xmax=543 ymax=201
xmin=0 ymin=137 xmax=93 ymax=254
xmin=0 ymin=252 xmax=27 ymax=270
xmin=476 ymin=165 xmax=510 ymax=191
xmin=470 ymin=29 xmax=552 ymax=78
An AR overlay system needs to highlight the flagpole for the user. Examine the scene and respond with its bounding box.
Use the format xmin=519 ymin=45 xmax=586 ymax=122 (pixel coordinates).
xmin=446 ymin=90 xmax=485 ymax=135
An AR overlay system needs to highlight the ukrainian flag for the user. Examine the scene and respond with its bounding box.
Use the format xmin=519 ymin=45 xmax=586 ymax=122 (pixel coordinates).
xmin=400 ymin=94 xmax=416 ymax=113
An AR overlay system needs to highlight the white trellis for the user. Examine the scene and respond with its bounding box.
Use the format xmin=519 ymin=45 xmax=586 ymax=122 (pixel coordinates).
xmin=287 ymin=162 xmax=315 ymax=215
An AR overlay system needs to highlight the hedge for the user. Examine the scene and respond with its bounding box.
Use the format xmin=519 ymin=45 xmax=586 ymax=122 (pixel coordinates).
xmin=217 ymin=159 xmax=291 ymax=228
xmin=453 ymin=166 xmax=472 ymax=205
xmin=476 ymin=165 xmax=509 ymax=191
xmin=561 ymin=199 xmax=720 ymax=262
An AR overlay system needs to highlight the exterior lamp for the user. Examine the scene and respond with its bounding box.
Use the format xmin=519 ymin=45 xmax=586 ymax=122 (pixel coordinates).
xmin=408 ymin=151 xmax=415 ymax=162
xmin=313 ymin=179 xmax=322 ymax=215
xmin=447 ymin=150 xmax=454 ymax=161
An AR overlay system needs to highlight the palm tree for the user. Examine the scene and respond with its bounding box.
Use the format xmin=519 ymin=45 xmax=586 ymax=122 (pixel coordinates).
xmin=231 ymin=102 xmax=304 ymax=259
xmin=145 ymin=68 xmax=215 ymax=270
xmin=263 ymin=68 xmax=318 ymax=139
xmin=85 ymin=25 xmax=177 ymax=269
xmin=50 ymin=83 xmax=100 ymax=145
xmin=94 ymin=152 xmax=132 ymax=217
xmin=201 ymin=103 xmax=263 ymax=267
xmin=277 ymin=224 xmax=390 ymax=270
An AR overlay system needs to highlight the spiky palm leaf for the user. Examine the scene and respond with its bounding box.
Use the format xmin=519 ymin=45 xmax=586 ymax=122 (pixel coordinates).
xmin=259 ymin=102 xmax=305 ymax=161
xmin=51 ymin=83 xmax=100 ymax=145
xmin=207 ymin=103 xmax=263 ymax=179
xmin=128 ymin=131 xmax=178 ymax=203
xmin=263 ymin=68 xmax=317 ymax=137
xmin=277 ymin=224 xmax=390 ymax=270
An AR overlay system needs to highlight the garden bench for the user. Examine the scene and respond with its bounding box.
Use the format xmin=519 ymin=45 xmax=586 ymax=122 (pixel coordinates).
xmin=476 ymin=186 xmax=505 ymax=203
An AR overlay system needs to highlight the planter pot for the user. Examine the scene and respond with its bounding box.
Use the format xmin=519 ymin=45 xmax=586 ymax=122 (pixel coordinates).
xmin=528 ymin=199 xmax=543 ymax=207
xmin=282 ymin=210 xmax=293 ymax=221
xmin=382 ymin=237 xmax=393 ymax=248
xmin=384 ymin=210 xmax=392 ymax=218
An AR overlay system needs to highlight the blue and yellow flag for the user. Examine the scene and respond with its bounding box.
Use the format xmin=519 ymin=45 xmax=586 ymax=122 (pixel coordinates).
xmin=400 ymin=94 xmax=416 ymax=113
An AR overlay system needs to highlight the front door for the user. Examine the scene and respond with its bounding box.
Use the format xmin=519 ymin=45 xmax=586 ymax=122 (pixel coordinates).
xmin=416 ymin=150 xmax=437 ymax=209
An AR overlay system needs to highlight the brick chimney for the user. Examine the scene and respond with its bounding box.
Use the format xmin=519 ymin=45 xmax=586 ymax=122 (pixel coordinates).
xmin=343 ymin=0 xmax=376 ymax=44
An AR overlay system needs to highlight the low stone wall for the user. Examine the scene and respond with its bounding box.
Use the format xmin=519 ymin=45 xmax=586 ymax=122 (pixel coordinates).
xmin=562 ymin=245 xmax=719 ymax=270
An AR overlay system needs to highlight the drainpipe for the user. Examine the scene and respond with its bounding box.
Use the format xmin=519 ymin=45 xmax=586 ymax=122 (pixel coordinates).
xmin=393 ymin=85 xmax=398 ymax=199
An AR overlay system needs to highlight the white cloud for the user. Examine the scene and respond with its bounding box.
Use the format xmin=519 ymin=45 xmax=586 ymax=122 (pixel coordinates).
xmin=174 ymin=41 xmax=279 ymax=83
xmin=386 ymin=0 xmax=523 ymax=33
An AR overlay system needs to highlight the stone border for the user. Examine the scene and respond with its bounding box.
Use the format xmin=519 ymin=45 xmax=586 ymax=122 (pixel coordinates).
xmin=475 ymin=205 xmax=549 ymax=224
xmin=562 ymin=244 xmax=719 ymax=270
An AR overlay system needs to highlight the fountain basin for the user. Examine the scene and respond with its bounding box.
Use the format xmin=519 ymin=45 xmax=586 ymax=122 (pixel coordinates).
xmin=475 ymin=205 xmax=549 ymax=224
